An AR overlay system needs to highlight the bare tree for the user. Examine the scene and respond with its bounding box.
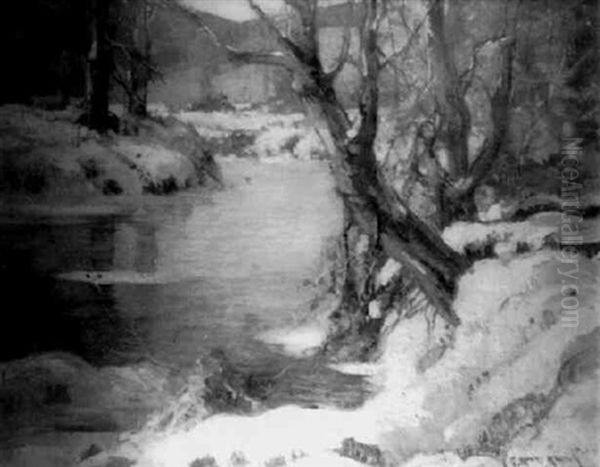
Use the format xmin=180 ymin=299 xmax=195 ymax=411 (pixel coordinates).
xmin=170 ymin=0 xmax=475 ymax=327
xmin=113 ymin=0 xmax=159 ymax=117
xmin=424 ymin=0 xmax=515 ymax=225
xmin=87 ymin=0 xmax=113 ymax=132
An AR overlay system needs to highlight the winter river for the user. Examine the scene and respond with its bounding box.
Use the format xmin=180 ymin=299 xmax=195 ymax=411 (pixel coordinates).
xmin=0 ymin=158 xmax=368 ymax=411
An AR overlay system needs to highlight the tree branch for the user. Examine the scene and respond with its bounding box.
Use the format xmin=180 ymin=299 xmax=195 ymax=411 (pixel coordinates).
xmin=325 ymin=1 xmax=354 ymax=81
xmin=467 ymin=37 xmax=515 ymax=187
xmin=459 ymin=34 xmax=507 ymax=93
xmin=108 ymin=38 xmax=162 ymax=78
xmin=429 ymin=0 xmax=471 ymax=177
xmin=380 ymin=4 xmax=431 ymax=70
xmin=283 ymin=0 xmax=317 ymax=31
xmin=247 ymin=0 xmax=309 ymax=64
xmin=449 ymin=37 xmax=516 ymax=199
xmin=204 ymin=22 xmax=294 ymax=69
xmin=112 ymin=68 xmax=136 ymax=100
xmin=161 ymin=0 xmax=295 ymax=71
xmin=353 ymin=0 xmax=381 ymax=150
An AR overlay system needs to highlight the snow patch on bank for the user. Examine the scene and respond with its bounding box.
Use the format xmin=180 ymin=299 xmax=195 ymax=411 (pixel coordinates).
xmin=112 ymin=141 xmax=196 ymax=189
xmin=259 ymin=322 xmax=329 ymax=357
xmin=0 ymin=105 xmax=216 ymax=201
xmin=377 ymin=258 xmax=403 ymax=287
xmin=442 ymin=213 xmax=559 ymax=254
xmin=178 ymin=111 xmax=305 ymax=136
xmin=178 ymin=110 xmax=328 ymax=161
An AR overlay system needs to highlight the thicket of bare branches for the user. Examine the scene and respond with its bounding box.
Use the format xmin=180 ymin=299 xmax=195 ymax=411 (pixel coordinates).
xmin=165 ymin=0 xmax=596 ymax=352
xmin=170 ymin=0 xmax=479 ymax=330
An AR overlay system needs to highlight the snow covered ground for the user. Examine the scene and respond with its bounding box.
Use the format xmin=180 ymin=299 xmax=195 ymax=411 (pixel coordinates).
xmin=2 ymin=106 xmax=598 ymax=466
xmin=178 ymin=109 xmax=328 ymax=161
xmin=442 ymin=212 xmax=559 ymax=255
xmin=178 ymin=110 xmax=306 ymax=135
xmin=77 ymin=218 xmax=598 ymax=466
xmin=0 ymin=105 xmax=218 ymax=206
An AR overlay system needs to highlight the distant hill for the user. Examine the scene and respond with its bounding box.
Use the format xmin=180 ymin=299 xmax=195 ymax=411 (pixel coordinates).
xmin=150 ymin=2 xmax=359 ymax=108
xmin=149 ymin=6 xmax=246 ymax=106
xmin=240 ymin=2 xmax=360 ymax=29
xmin=151 ymin=7 xmax=243 ymax=70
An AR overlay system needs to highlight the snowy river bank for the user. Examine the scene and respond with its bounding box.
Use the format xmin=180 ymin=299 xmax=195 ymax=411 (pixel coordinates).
xmin=0 ymin=157 xmax=374 ymax=464
xmin=1 ymin=111 xmax=598 ymax=467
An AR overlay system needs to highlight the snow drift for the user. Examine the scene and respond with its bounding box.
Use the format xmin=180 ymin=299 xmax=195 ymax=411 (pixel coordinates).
xmin=0 ymin=105 xmax=220 ymax=203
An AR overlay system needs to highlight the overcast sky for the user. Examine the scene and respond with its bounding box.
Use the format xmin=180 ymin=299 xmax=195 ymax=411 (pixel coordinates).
xmin=185 ymin=0 xmax=345 ymax=22
xmin=183 ymin=0 xmax=282 ymax=22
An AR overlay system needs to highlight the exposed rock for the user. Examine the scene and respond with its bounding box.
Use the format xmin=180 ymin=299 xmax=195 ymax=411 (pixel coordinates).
xmin=80 ymin=443 xmax=104 ymax=462
xmin=201 ymin=349 xmax=284 ymax=413
xmin=189 ymin=456 xmax=219 ymax=467
xmin=264 ymin=455 xmax=287 ymax=467
xmin=555 ymin=327 xmax=600 ymax=389
xmin=466 ymin=392 xmax=554 ymax=457
xmin=230 ymin=451 xmax=249 ymax=466
xmin=104 ymin=456 xmax=136 ymax=467
xmin=102 ymin=178 xmax=123 ymax=195
xmin=338 ymin=437 xmax=385 ymax=466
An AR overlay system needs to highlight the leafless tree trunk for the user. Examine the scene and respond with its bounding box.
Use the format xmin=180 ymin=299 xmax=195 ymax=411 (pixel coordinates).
xmin=427 ymin=0 xmax=515 ymax=226
xmin=88 ymin=0 xmax=112 ymax=132
xmin=127 ymin=0 xmax=152 ymax=117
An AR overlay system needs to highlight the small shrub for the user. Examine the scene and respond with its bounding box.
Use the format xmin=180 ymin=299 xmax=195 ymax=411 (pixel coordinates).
xmin=102 ymin=179 xmax=123 ymax=195
xmin=29 ymin=95 xmax=67 ymax=110
xmin=338 ymin=438 xmax=384 ymax=466
xmin=189 ymin=456 xmax=218 ymax=467
xmin=76 ymin=111 xmax=120 ymax=133
xmin=80 ymin=158 xmax=99 ymax=179
xmin=187 ymin=93 xmax=235 ymax=112
xmin=229 ymin=130 xmax=256 ymax=155
xmin=43 ymin=383 xmax=71 ymax=404
xmin=22 ymin=163 xmax=47 ymax=193
xmin=281 ymin=134 xmax=301 ymax=154
xmin=264 ymin=456 xmax=286 ymax=467
xmin=143 ymin=176 xmax=178 ymax=195
xmin=230 ymin=452 xmax=249 ymax=466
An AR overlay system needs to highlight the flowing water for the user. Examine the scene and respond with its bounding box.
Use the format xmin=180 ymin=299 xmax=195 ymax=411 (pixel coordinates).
xmin=0 ymin=158 xmax=367 ymax=410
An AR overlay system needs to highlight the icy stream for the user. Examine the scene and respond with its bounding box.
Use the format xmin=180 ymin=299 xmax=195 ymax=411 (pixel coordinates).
xmin=0 ymin=158 xmax=368 ymax=409
xmin=3 ymin=156 xmax=597 ymax=467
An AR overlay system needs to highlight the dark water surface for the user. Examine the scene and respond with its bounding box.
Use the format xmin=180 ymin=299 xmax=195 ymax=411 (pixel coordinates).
xmin=0 ymin=159 xmax=367 ymax=408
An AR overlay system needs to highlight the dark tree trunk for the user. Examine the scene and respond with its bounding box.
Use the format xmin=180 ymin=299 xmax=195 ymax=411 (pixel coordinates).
xmin=89 ymin=0 xmax=112 ymax=132
xmin=303 ymin=4 xmax=468 ymax=325
xmin=428 ymin=0 xmax=477 ymax=225
xmin=429 ymin=0 xmax=471 ymax=179
xmin=427 ymin=0 xmax=515 ymax=227
xmin=331 ymin=205 xmax=380 ymax=353
xmin=127 ymin=0 xmax=150 ymax=117
xmin=129 ymin=64 xmax=149 ymax=117
xmin=563 ymin=0 xmax=598 ymax=146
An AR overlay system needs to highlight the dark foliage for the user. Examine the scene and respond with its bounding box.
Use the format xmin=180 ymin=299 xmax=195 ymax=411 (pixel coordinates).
xmin=0 ymin=0 xmax=89 ymax=104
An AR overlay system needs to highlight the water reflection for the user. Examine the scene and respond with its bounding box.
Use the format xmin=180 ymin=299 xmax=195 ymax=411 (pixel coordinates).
xmin=0 ymin=160 xmax=366 ymax=407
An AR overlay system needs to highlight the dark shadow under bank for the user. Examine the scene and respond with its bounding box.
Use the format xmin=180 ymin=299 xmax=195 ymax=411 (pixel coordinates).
xmin=0 ymin=219 xmax=124 ymax=363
